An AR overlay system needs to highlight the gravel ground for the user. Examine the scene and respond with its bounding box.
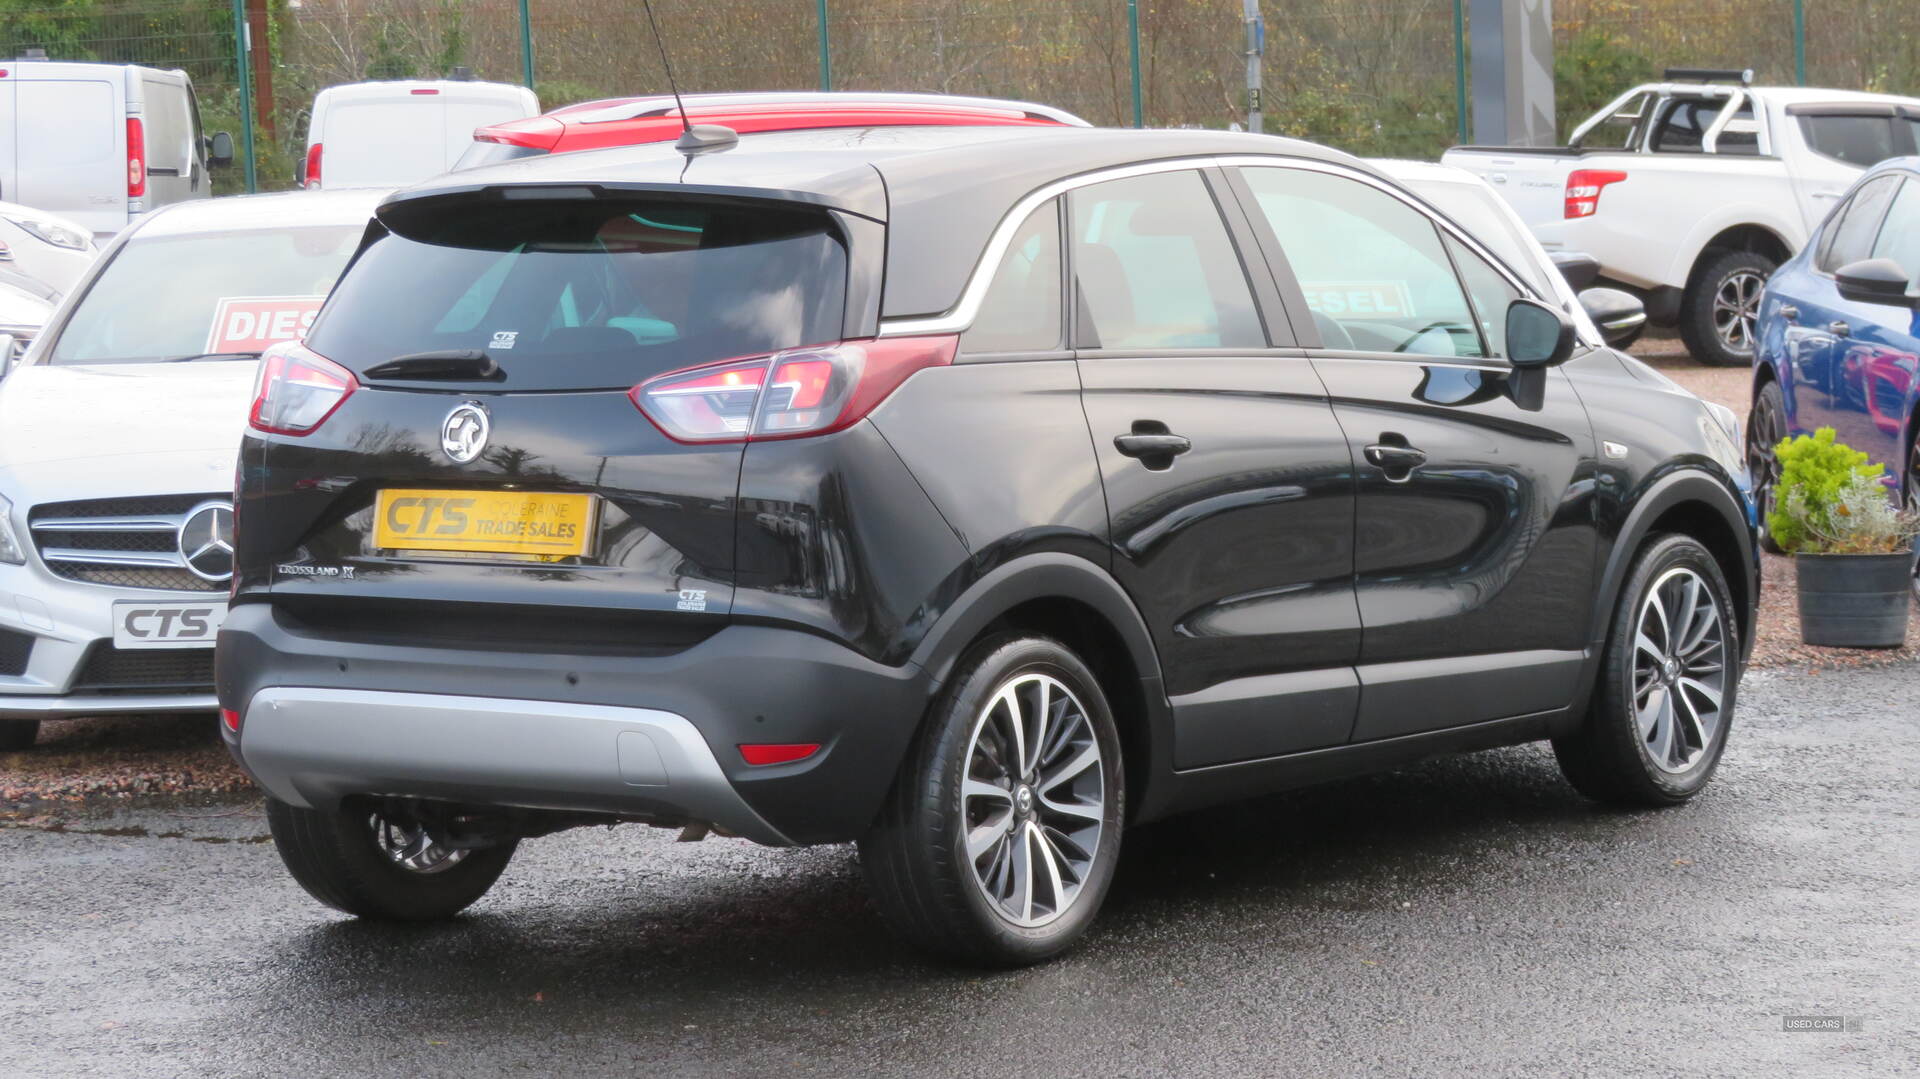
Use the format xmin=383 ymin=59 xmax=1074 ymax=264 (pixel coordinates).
xmin=1637 ymin=334 xmax=1920 ymax=672
xmin=2 ymin=657 xmax=1915 ymax=1077
xmin=0 ymin=339 xmax=1911 ymax=807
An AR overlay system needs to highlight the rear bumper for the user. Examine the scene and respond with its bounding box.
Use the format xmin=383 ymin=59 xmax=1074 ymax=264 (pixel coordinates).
xmin=239 ymin=687 xmax=792 ymax=845
xmin=217 ymin=602 xmax=936 ymax=845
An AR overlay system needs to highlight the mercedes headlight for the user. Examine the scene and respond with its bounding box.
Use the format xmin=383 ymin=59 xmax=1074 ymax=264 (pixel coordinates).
xmin=0 ymin=494 xmax=24 ymax=565
xmin=7 ymin=215 xmax=90 ymax=251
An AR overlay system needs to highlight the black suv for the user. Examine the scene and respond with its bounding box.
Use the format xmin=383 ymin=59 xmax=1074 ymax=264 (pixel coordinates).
xmin=220 ymin=126 xmax=1759 ymax=965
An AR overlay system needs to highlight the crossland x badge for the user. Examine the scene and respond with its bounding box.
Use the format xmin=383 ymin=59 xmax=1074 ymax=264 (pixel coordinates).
xmin=178 ymin=502 xmax=236 ymax=582
xmin=441 ymin=402 xmax=490 ymax=463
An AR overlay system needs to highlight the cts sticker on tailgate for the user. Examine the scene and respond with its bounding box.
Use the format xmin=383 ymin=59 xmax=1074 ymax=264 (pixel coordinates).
xmin=373 ymin=490 xmax=596 ymax=560
xmin=205 ymin=295 xmax=326 ymax=353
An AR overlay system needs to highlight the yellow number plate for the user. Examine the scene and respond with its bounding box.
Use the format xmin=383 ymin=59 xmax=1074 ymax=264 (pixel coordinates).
xmin=373 ymin=489 xmax=596 ymax=559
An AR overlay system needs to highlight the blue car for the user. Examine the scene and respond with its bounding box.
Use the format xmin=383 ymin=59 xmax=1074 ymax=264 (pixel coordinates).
xmin=1750 ymin=156 xmax=1920 ymax=561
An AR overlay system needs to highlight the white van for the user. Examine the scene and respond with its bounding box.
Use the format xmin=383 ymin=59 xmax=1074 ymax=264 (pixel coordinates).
xmin=302 ymin=77 xmax=538 ymax=189
xmin=0 ymin=58 xmax=227 ymax=237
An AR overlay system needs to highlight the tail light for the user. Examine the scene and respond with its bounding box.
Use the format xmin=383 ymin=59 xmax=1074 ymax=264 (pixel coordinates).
xmin=1565 ymin=169 xmax=1627 ymax=219
xmin=126 ymin=118 xmax=146 ymax=197
xmin=631 ymin=335 xmax=957 ymax=443
xmin=249 ymin=341 xmax=357 ymax=436
xmin=304 ymin=143 xmax=323 ymax=188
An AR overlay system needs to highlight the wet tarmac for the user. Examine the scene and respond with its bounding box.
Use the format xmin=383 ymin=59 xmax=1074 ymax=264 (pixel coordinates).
xmin=3 ymin=660 xmax=1915 ymax=1076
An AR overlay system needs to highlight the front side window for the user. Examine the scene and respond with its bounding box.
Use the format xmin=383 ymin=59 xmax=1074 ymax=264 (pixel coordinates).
xmin=1444 ymin=235 xmax=1523 ymax=359
xmin=48 ymin=226 xmax=361 ymax=364
xmin=1869 ymin=178 xmax=1920 ymax=278
xmin=1818 ymin=174 xmax=1902 ymax=273
xmin=1241 ymin=167 xmax=1488 ymax=359
xmin=1068 ymin=171 xmax=1264 ymax=350
xmin=1799 ymin=114 xmax=1898 ymax=168
xmin=961 ymin=200 xmax=1063 ymax=354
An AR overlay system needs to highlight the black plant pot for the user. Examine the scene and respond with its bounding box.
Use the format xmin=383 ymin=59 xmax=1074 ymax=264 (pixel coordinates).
xmin=1796 ymin=551 xmax=1913 ymax=648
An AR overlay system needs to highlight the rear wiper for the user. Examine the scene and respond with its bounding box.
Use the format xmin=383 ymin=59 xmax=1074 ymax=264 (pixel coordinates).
xmin=159 ymin=351 xmax=261 ymax=363
xmin=362 ymin=350 xmax=503 ymax=382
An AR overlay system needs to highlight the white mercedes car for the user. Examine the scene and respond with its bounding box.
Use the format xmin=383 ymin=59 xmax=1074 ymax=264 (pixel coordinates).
xmin=0 ymin=188 xmax=384 ymax=749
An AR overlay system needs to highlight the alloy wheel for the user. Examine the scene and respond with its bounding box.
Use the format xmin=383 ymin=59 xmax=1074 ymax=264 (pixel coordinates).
xmin=368 ymin=812 xmax=469 ymax=874
xmin=961 ymin=672 xmax=1106 ymax=928
xmin=1632 ymin=567 xmax=1729 ymax=774
xmin=1712 ymin=270 xmax=1766 ymax=357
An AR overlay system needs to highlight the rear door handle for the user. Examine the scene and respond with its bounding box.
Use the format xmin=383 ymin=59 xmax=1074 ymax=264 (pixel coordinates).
xmin=1364 ymin=442 xmax=1428 ymax=481
xmin=1114 ymin=432 xmax=1192 ymax=469
xmin=1827 ymin=320 xmax=1851 ymax=337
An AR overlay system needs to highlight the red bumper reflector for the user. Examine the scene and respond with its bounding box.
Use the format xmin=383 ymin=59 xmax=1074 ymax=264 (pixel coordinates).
xmin=221 ymin=708 xmax=241 ymax=733
xmin=739 ymin=743 xmax=819 ymax=766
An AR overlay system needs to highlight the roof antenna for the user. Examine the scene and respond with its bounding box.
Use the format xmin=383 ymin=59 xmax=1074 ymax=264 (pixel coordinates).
xmin=641 ymin=0 xmax=736 ymax=155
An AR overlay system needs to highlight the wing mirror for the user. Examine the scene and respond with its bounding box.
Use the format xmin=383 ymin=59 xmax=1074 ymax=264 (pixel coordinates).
xmin=1578 ymin=287 xmax=1648 ymax=349
xmin=206 ymin=131 xmax=235 ymax=169
xmin=1834 ymin=258 xmax=1919 ymax=308
xmin=1506 ymin=298 xmax=1576 ymax=368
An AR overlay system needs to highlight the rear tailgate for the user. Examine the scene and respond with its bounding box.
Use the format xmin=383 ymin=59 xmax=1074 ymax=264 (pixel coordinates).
xmin=1439 ymin=146 xmax=1581 ymax=230
xmin=14 ymin=67 xmax=124 ymax=233
xmin=241 ymin=190 xmax=856 ymax=643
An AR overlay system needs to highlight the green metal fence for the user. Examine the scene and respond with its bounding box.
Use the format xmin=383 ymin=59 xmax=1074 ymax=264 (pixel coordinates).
xmin=4 ymin=0 xmax=1919 ymax=196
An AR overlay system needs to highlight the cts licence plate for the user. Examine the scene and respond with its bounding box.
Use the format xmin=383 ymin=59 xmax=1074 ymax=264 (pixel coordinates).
xmin=112 ymin=600 xmax=227 ymax=650
xmin=372 ymin=489 xmax=596 ymax=560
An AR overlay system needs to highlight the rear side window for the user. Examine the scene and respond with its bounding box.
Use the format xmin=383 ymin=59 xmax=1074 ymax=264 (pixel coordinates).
xmin=1799 ymin=114 xmax=1898 ymax=167
xmin=1241 ymin=167 xmax=1487 ymax=359
xmin=1817 ymin=174 xmax=1902 ymax=273
xmin=1577 ymin=91 xmax=1653 ymax=150
xmin=1869 ymin=178 xmax=1920 ymax=277
xmin=1069 ymin=171 xmax=1263 ymax=350
xmin=309 ymin=198 xmax=847 ymax=391
xmin=1651 ymin=98 xmax=1755 ymax=153
xmin=961 ymin=200 xmax=1063 ymax=354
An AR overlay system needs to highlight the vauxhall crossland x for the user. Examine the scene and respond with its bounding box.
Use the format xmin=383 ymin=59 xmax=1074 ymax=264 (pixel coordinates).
xmin=220 ymin=126 xmax=1759 ymax=965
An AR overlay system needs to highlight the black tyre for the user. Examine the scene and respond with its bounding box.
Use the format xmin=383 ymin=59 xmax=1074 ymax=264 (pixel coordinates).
xmin=266 ymin=797 xmax=516 ymax=921
xmin=1906 ymin=433 xmax=1920 ymax=599
xmin=1554 ymin=534 xmax=1739 ymax=805
xmin=0 ymin=720 xmax=38 ymax=752
xmin=860 ymin=635 xmax=1125 ymax=967
xmin=1748 ymin=379 xmax=1788 ymax=554
xmin=1678 ymin=249 xmax=1776 ymax=367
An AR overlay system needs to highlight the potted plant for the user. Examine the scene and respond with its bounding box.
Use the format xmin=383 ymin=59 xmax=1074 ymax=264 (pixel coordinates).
xmin=1768 ymin=427 xmax=1920 ymax=648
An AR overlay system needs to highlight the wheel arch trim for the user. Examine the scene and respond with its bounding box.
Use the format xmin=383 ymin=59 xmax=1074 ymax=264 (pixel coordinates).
xmin=908 ymin=552 xmax=1164 ymax=691
xmin=1593 ymin=467 xmax=1759 ymax=657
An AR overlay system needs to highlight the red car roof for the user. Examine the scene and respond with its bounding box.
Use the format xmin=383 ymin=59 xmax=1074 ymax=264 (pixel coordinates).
xmin=472 ymin=96 xmax=1078 ymax=155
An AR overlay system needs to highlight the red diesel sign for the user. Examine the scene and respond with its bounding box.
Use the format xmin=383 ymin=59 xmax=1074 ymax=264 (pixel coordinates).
xmin=205 ymin=296 xmax=326 ymax=353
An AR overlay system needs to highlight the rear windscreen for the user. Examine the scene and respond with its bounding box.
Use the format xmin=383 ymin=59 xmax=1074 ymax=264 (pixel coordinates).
xmin=307 ymin=198 xmax=848 ymax=390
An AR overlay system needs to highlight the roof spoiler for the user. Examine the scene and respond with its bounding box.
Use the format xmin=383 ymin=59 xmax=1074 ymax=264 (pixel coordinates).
xmin=1663 ymin=67 xmax=1753 ymax=86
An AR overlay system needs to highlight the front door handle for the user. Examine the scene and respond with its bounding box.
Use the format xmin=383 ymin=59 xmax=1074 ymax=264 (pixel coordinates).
xmin=1779 ymin=304 xmax=1799 ymax=322
xmin=1827 ymin=320 xmax=1851 ymax=337
xmin=1364 ymin=440 xmax=1428 ymax=482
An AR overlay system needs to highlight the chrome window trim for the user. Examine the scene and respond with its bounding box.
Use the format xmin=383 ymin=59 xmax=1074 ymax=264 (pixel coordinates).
xmin=879 ymin=154 xmax=1543 ymax=339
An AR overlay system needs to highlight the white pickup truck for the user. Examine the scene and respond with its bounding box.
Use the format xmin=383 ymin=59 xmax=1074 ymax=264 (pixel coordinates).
xmin=1442 ymin=73 xmax=1920 ymax=365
